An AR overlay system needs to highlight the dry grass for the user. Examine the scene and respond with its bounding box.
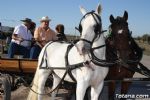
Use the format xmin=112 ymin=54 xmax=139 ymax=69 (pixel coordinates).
xmin=136 ymin=41 xmax=150 ymax=56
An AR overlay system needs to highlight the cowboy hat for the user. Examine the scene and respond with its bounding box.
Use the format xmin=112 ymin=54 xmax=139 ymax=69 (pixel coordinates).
xmin=20 ymin=18 xmax=32 ymax=23
xmin=40 ymin=16 xmax=51 ymax=22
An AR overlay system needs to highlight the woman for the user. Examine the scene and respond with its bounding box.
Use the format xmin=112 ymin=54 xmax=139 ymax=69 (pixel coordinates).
xmin=55 ymin=24 xmax=67 ymax=41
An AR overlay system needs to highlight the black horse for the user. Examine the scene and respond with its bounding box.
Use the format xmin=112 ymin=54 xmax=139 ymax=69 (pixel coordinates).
xmin=105 ymin=11 xmax=143 ymax=100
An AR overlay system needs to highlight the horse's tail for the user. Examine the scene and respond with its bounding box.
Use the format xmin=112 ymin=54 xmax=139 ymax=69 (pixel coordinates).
xmin=27 ymin=65 xmax=39 ymax=100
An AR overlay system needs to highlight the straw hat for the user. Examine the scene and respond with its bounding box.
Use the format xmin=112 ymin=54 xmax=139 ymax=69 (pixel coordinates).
xmin=40 ymin=16 xmax=51 ymax=22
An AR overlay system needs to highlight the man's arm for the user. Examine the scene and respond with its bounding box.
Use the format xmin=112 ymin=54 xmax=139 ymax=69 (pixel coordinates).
xmin=34 ymin=27 xmax=44 ymax=48
xmin=12 ymin=34 xmax=24 ymax=42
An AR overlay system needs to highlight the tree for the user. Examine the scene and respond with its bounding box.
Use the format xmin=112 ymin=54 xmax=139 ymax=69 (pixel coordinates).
xmin=142 ymin=34 xmax=149 ymax=43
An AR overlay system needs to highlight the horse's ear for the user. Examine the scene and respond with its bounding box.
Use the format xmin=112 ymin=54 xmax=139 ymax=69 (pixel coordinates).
xmin=110 ymin=15 xmax=115 ymax=23
xmin=95 ymin=4 xmax=102 ymax=15
xmin=123 ymin=10 xmax=128 ymax=21
xmin=79 ymin=6 xmax=87 ymax=15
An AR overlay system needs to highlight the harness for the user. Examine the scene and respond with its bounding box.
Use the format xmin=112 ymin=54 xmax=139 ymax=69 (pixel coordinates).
xmin=76 ymin=11 xmax=118 ymax=67
xmin=39 ymin=41 xmax=88 ymax=82
xmin=106 ymin=31 xmax=150 ymax=77
xmin=65 ymin=43 xmax=77 ymax=82
xmin=31 ymin=11 xmax=150 ymax=96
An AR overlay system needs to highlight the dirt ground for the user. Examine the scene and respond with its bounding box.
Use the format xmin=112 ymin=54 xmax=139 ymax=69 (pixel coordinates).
xmin=10 ymin=86 xmax=69 ymax=100
xmin=1 ymin=55 xmax=150 ymax=100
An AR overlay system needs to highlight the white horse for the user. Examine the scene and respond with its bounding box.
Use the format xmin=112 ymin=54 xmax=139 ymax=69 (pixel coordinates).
xmin=27 ymin=4 xmax=108 ymax=100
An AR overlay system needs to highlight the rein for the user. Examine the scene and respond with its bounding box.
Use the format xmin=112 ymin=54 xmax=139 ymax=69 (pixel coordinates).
xmin=127 ymin=36 xmax=143 ymax=63
xmin=79 ymin=38 xmax=93 ymax=45
xmin=90 ymin=47 xmax=118 ymax=67
xmin=106 ymin=31 xmax=150 ymax=77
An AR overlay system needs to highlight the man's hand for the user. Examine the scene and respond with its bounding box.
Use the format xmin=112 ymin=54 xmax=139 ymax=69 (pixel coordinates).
xmin=18 ymin=37 xmax=24 ymax=42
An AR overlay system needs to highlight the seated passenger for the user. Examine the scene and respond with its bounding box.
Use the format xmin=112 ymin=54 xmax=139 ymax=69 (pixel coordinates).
xmin=8 ymin=18 xmax=33 ymax=58
xmin=29 ymin=22 xmax=36 ymax=47
xmin=30 ymin=16 xmax=57 ymax=59
xmin=55 ymin=24 xmax=67 ymax=41
xmin=29 ymin=22 xmax=36 ymax=36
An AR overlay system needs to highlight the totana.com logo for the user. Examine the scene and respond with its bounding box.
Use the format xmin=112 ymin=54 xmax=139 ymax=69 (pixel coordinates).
xmin=116 ymin=94 xmax=149 ymax=99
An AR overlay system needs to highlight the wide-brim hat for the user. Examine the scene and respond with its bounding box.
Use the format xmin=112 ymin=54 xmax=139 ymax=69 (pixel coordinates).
xmin=20 ymin=18 xmax=32 ymax=23
xmin=40 ymin=16 xmax=51 ymax=22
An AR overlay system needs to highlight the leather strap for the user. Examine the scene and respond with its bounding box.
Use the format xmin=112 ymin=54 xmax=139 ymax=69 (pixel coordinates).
xmin=65 ymin=44 xmax=77 ymax=82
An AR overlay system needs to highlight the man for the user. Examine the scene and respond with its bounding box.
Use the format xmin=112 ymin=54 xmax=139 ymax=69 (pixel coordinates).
xmin=30 ymin=16 xmax=57 ymax=59
xmin=8 ymin=18 xmax=33 ymax=58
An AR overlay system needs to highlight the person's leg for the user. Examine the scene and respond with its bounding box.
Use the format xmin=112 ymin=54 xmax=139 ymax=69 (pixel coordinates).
xmin=7 ymin=42 xmax=18 ymax=58
xmin=30 ymin=45 xmax=41 ymax=59
xmin=19 ymin=46 xmax=30 ymax=58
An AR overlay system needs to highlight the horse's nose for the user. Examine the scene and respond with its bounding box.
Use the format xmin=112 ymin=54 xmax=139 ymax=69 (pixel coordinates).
xmin=77 ymin=41 xmax=91 ymax=55
xmin=82 ymin=43 xmax=91 ymax=54
xmin=117 ymin=50 xmax=129 ymax=62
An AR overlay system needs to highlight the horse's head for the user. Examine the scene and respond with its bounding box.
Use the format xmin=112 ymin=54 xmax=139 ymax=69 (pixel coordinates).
xmin=109 ymin=11 xmax=131 ymax=61
xmin=77 ymin=4 xmax=103 ymax=55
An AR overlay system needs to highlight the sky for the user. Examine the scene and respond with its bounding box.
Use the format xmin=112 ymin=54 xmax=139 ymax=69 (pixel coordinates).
xmin=0 ymin=0 xmax=150 ymax=37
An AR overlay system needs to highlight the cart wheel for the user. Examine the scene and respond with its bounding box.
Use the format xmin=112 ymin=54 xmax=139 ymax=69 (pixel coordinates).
xmin=0 ymin=78 xmax=11 ymax=100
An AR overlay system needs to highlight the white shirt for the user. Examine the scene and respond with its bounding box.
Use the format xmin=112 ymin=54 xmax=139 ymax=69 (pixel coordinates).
xmin=11 ymin=24 xmax=33 ymax=47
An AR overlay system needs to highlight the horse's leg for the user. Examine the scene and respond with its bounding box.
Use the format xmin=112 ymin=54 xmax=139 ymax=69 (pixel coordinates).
xmin=108 ymin=81 xmax=116 ymax=100
xmin=27 ymin=68 xmax=40 ymax=100
xmin=37 ymin=69 xmax=52 ymax=100
xmin=91 ymin=81 xmax=104 ymax=100
xmin=51 ymin=73 xmax=61 ymax=100
xmin=76 ymin=81 xmax=89 ymax=100
xmin=121 ymin=71 xmax=134 ymax=100
xmin=121 ymin=82 xmax=130 ymax=93
xmin=120 ymin=81 xmax=132 ymax=100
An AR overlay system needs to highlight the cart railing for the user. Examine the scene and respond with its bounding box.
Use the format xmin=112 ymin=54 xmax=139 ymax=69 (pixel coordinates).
xmin=0 ymin=58 xmax=38 ymax=73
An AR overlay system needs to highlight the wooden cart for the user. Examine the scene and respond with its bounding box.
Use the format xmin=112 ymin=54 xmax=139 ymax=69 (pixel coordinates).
xmin=0 ymin=57 xmax=38 ymax=100
xmin=0 ymin=57 xmax=75 ymax=100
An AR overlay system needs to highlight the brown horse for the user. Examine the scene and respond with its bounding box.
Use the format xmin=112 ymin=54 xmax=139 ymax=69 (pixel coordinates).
xmin=105 ymin=11 xmax=143 ymax=100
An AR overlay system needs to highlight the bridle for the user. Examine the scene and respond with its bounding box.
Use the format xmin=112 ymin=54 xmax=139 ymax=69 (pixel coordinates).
xmin=107 ymin=23 xmax=142 ymax=64
xmin=77 ymin=11 xmax=103 ymax=45
xmin=75 ymin=11 xmax=117 ymax=67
